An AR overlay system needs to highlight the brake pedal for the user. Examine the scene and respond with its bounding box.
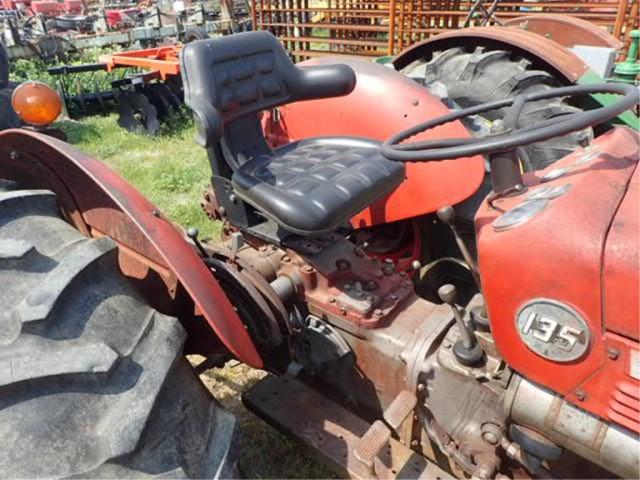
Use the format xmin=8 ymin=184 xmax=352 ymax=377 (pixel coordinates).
xmin=354 ymin=390 xmax=418 ymax=473
xmin=353 ymin=420 xmax=392 ymax=469
xmin=383 ymin=390 xmax=418 ymax=431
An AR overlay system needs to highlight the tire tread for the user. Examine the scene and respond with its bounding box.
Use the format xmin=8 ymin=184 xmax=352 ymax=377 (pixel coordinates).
xmin=0 ymin=188 xmax=238 ymax=478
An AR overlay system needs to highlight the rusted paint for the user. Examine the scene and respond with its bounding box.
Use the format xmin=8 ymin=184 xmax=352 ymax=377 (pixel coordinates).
xmin=392 ymin=26 xmax=591 ymax=83
xmin=243 ymin=375 xmax=453 ymax=480
xmin=0 ymin=129 xmax=263 ymax=368
xmin=502 ymin=14 xmax=624 ymax=50
xmin=243 ymin=234 xmax=418 ymax=329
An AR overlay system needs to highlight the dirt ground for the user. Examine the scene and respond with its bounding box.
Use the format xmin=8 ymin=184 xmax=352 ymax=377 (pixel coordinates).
xmin=190 ymin=357 xmax=336 ymax=479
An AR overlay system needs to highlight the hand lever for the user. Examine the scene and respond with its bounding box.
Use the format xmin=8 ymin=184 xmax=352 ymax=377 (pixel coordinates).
xmin=187 ymin=227 xmax=208 ymax=257
xmin=438 ymin=284 xmax=484 ymax=366
xmin=437 ymin=206 xmax=481 ymax=288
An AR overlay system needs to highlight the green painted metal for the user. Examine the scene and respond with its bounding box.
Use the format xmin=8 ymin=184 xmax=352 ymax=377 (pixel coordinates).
xmin=374 ymin=56 xmax=394 ymax=65
xmin=578 ymin=70 xmax=639 ymax=130
xmin=613 ymin=30 xmax=640 ymax=84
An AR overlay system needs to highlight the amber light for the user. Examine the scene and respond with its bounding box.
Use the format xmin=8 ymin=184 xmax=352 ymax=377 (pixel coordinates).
xmin=11 ymin=81 xmax=62 ymax=126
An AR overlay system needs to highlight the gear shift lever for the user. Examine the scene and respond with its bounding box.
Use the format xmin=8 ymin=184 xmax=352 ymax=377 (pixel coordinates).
xmin=437 ymin=206 xmax=481 ymax=288
xmin=438 ymin=284 xmax=484 ymax=366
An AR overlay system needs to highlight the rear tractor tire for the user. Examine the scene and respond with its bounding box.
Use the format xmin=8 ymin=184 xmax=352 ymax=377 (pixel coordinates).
xmin=402 ymin=46 xmax=593 ymax=171
xmin=0 ymin=181 xmax=238 ymax=478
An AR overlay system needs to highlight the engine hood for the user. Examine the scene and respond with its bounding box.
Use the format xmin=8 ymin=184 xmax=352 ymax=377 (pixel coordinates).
xmin=476 ymin=127 xmax=639 ymax=401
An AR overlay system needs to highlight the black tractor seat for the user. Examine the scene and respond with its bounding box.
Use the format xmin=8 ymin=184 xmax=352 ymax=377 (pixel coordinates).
xmin=232 ymin=137 xmax=405 ymax=235
xmin=180 ymin=31 xmax=405 ymax=236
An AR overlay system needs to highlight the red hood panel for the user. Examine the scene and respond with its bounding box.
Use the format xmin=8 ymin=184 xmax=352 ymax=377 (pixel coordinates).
xmin=603 ymin=162 xmax=639 ymax=341
xmin=476 ymin=127 xmax=639 ymax=398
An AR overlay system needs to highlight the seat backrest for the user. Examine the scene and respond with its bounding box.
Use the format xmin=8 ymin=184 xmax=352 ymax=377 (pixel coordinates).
xmin=180 ymin=31 xmax=356 ymax=161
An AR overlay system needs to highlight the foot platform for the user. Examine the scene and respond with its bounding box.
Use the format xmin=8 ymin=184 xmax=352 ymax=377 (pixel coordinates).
xmin=243 ymin=375 xmax=450 ymax=479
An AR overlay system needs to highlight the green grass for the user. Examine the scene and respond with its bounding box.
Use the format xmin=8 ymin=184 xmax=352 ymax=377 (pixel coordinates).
xmin=58 ymin=115 xmax=221 ymax=240
xmin=58 ymin=114 xmax=334 ymax=479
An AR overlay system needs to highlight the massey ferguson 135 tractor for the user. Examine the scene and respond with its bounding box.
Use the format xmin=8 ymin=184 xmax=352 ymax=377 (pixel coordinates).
xmin=0 ymin=31 xmax=638 ymax=479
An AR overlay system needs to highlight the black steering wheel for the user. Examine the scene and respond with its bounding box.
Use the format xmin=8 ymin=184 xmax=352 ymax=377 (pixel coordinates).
xmin=381 ymin=83 xmax=639 ymax=162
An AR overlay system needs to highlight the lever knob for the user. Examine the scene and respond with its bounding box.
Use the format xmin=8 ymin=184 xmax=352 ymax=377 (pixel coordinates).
xmin=186 ymin=227 xmax=199 ymax=239
xmin=438 ymin=283 xmax=458 ymax=305
xmin=436 ymin=206 xmax=482 ymax=289
xmin=186 ymin=227 xmax=208 ymax=257
xmin=436 ymin=205 xmax=455 ymax=225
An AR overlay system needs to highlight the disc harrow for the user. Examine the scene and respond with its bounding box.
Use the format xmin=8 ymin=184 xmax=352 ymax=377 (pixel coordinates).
xmin=48 ymin=46 xmax=187 ymax=135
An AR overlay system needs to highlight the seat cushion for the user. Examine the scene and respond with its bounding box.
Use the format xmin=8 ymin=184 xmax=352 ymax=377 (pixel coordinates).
xmin=231 ymin=137 xmax=405 ymax=235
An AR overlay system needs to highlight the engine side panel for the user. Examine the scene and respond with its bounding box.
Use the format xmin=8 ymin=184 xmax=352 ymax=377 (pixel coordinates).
xmin=263 ymin=58 xmax=485 ymax=227
xmin=476 ymin=127 xmax=639 ymax=428
xmin=603 ymin=165 xmax=639 ymax=341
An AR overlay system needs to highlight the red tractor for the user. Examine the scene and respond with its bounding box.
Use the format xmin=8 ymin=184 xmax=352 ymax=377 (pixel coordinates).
xmin=0 ymin=31 xmax=638 ymax=479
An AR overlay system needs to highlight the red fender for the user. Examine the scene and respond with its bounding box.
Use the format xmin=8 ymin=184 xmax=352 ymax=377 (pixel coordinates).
xmin=0 ymin=129 xmax=263 ymax=368
xmin=392 ymin=27 xmax=590 ymax=84
xmin=501 ymin=14 xmax=624 ymax=50
xmin=264 ymin=58 xmax=485 ymax=228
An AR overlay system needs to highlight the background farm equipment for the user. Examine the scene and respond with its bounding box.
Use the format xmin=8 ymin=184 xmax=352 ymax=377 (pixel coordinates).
xmin=1 ymin=2 xmax=251 ymax=135
xmin=44 ymin=11 xmax=640 ymax=141
xmin=47 ymin=45 xmax=185 ymax=134
xmin=0 ymin=0 xmax=250 ymax=61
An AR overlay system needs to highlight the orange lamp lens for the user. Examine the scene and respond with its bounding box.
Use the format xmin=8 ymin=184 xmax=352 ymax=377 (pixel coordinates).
xmin=11 ymin=81 xmax=62 ymax=126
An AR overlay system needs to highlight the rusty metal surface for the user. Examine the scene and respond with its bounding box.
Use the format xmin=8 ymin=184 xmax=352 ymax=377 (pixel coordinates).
xmin=237 ymin=233 xmax=418 ymax=329
xmin=233 ymin=231 xmax=455 ymax=416
xmin=243 ymin=374 xmax=452 ymax=480
xmin=502 ymin=14 xmax=624 ymax=50
xmin=393 ymin=26 xmax=590 ymax=83
xmin=0 ymin=128 xmax=263 ymax=368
